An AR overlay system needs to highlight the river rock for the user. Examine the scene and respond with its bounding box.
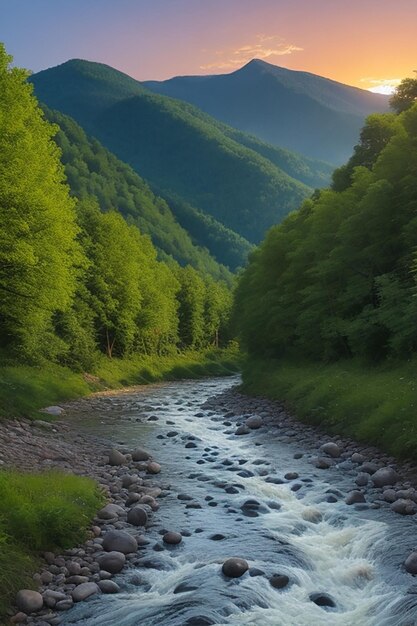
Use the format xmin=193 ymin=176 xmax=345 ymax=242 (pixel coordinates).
xmin=405 ymin=551 xmax=417 ymax=574
xmin=42 ymin=406 xmax=64 ymax=416
xmin=10 ymin=613 xmax=27 ymax=623
xmin=310 ymin=592 xmax=336 ymax=607
xmin=345 ymin=491 xmax=366 ymax=505
xmin=147 ymin=461 xmax=161 ymax=474
xmin=67 ymin=561 xmax=82 ymax=576
xmin=163 ymin=531 xmax=182 ymax=545
xmin=108 ymin=449 xmax=127 ymax=466
xmin=97 ymin=551 xmax=126 ymax=574
xmin=55 ymin=598 xmax=74 ymax=611
xmin=98 ymin=580 xmax=120 ymax=593
xmin=355 ymin=472 xmax=370 ymax=487
xmin=371 ymin=467 xmax=399 ymax=487
xmin=127 ymin=505 xmax=148 ymax=526
xmin=97 ymin=503 xmax=125 ymax=520
xmin=43 ymin=590 xmax=67 ymax=608
xmin=351 ymin=453 xmax=365 ymax=464
xmin=222 ymin=557 xmax=249 ymax=578
xmin=359 ymin=462 xmax=379 ymax=475
xmin=16 ymin=590 xmax=43 ymax=613
xmin=314 ymin=457 xmax=332 ymax=469
xmin=71 ymin=582 xmax=99 ymax=602
xmin=245 ymin=416 xmax=263 ymax=429
xmin=102 ymin=530 xmax=138 ymax=554
xmin=320 ymin=442 xmax=341 ymax=458
xmin=131 ymin=447 xmax=151 ymax=462
xmin=235 ymin=425 xmax=250 ymax=435
xmin=391 ymin=499 xmax=417 ymax=515
xmin=382 ymin=489 xmax=397 ymax=503
xmin=270 ymin=574 xmax=290 ymax=589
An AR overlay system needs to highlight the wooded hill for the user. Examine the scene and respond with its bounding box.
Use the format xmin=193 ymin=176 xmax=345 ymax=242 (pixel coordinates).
xmin=145 ymin=58 xmax=389 ymax=164
xmin=235 ymin=100 xmax=417 ymax=362
xmin=0 ymin=45 xmax=233 ymax=369
xmin=31 ymin=59 xmax=332 ymax=244
xmin=45 ymin=108 xmax=248 ymax=275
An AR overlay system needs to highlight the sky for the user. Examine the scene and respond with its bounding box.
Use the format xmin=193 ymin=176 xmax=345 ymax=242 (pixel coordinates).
xmin=1 ymin=0 xmax=416 ymax=93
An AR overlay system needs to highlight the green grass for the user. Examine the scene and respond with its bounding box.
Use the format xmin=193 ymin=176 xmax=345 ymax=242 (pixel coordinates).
xmin=0 ymin=347 xmax=241 ymax=420
xmin=0 ymin=470 xmax=104 ymax=619
xmin=242 ymin=357 xmax=417 ymax=458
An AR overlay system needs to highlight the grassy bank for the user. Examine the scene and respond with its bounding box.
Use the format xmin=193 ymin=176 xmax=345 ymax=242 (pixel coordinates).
xmin=0 ymin=470 xmax=104 ymax=619
xmin=242 ymin=357 xmax=417 ymax=459
xmin=0 ymin=346 xmax=241 ymax=420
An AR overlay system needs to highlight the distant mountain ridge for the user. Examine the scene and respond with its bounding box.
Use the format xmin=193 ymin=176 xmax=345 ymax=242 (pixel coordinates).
xmin=144 ymin=59 xmax=390 ymax=164
xmin=31 ymin=59 xmax=331 ymax=244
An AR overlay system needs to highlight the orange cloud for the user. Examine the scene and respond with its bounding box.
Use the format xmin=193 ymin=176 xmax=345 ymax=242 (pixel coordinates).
xmin=200 ymin=34 xmax=303 ymax=71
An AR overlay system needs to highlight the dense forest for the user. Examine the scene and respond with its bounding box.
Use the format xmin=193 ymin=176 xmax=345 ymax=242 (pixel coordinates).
xmin=44 ymin=108 xmax=250 ymax=274
xmin=235 ymin=82 xmax=417 ymax=363
xmin=30 ymin=59 xmax=326 ymax=243
xmin=0 ymin=45 xmax=232 ymax=370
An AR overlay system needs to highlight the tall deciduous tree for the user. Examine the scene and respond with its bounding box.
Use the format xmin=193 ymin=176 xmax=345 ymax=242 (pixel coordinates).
xmin=0 ymin=44 xmax=80 ymax=360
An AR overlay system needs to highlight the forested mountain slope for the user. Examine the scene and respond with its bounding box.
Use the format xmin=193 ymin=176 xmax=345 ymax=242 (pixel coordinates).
xmin=45 ymin=108 xmax=249 ymax=275
xmin=145 ymin=59 xmax=389 ymax=163
xmin=235 ymin=103 xmax=417 ymax=362
xmin=31 ymin=59 xmax=323 ymax=243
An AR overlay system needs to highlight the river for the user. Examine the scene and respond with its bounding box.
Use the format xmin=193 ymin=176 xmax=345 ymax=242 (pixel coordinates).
xmin=60 ymin=376 xmax=417 ymax=626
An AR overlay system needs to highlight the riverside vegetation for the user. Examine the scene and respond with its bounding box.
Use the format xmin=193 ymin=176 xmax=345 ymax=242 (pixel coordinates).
xmin=234 ymin=77 xmax=417 ymax=458
xmin=0 ymin=42 xmax=238 ymax=619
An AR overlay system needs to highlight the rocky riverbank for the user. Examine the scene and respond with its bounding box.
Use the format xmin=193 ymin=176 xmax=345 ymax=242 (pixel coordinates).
xmin=4 ymin=377 xmax=417 ymax=625
xmin=0 ymin=409 xmax=169 ymax=625
xmin=202 ymin=387 xmax=417 ymax=574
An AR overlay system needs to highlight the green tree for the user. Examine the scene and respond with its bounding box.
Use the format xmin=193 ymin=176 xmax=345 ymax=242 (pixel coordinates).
xmin=390 ymin=76 xmax=417 ymax=113
xmin=0 ymin=44 xmax=80 ymax=360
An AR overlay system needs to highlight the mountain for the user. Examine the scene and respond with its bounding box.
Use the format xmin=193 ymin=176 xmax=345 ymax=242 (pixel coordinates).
xmin=45 ymin=107 xmax=244 ymax=278
xmin=144 ymin=59 xmax=390 ymax=164
xmin=31 ymin=59 xmax=330 ymax=244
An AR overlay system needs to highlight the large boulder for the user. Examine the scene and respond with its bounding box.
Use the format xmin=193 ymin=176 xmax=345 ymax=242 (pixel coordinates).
xmin=371 ymin=467 xmax=399 ymax=488
xmin=320 ymin=442 xmax=341 ymax=458
xmin=72 ymin=582 xmax=99 ymax=602
xmin=222 ymin=557 xmax=249 ymax=578
xmin=405 ymin=551 xmax=417 ymax=575
xmin=97 ymin=551 xmax=126 ymax=574
xmin=127 ymin=505 xmax=148 ymax=526
xmin=102 ymin=530 xmax=138 ymax=554
xmin=108 ymin=449 xmax=127 ymax=466
xmin=16 ymin=590 xmax=43 ymax=614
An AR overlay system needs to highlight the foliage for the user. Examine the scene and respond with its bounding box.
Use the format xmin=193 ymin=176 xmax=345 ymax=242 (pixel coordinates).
xmin=0 ymin=45 xmax=234 ymax=368
xmin=45 ymin=107 xmax=238 ymax=276
xmin=235 ymin=103 xmax=417 ymax=364
xmin=242 ymin=357 xmax=417 ymax=458
xmin=31 ymin=59 xmax=314 ymax=244
xmin=0 ymin=470 xmax=104 ymax=619
xmin=390 ymin=76 xmax=417 ymax=114
xmin=0 ymin=44 xmax=80 ymax=362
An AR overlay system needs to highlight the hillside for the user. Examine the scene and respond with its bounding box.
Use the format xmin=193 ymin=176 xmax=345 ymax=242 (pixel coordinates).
xmin=145 ymin=59 xmax=390 ymax=164
xmin=45 ymin=108 xmax=247 ymax=275
xmin=31 ymin=59 xmax=324 ymax=243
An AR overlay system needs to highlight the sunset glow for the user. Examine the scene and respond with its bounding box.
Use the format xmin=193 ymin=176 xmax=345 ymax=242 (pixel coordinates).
xmin=1 ymin=0 xmax=416 ymax=90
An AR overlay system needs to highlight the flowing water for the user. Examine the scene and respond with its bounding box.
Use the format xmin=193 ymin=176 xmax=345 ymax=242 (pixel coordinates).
xmin=62 ymin=376 xmax=417 ymax=626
